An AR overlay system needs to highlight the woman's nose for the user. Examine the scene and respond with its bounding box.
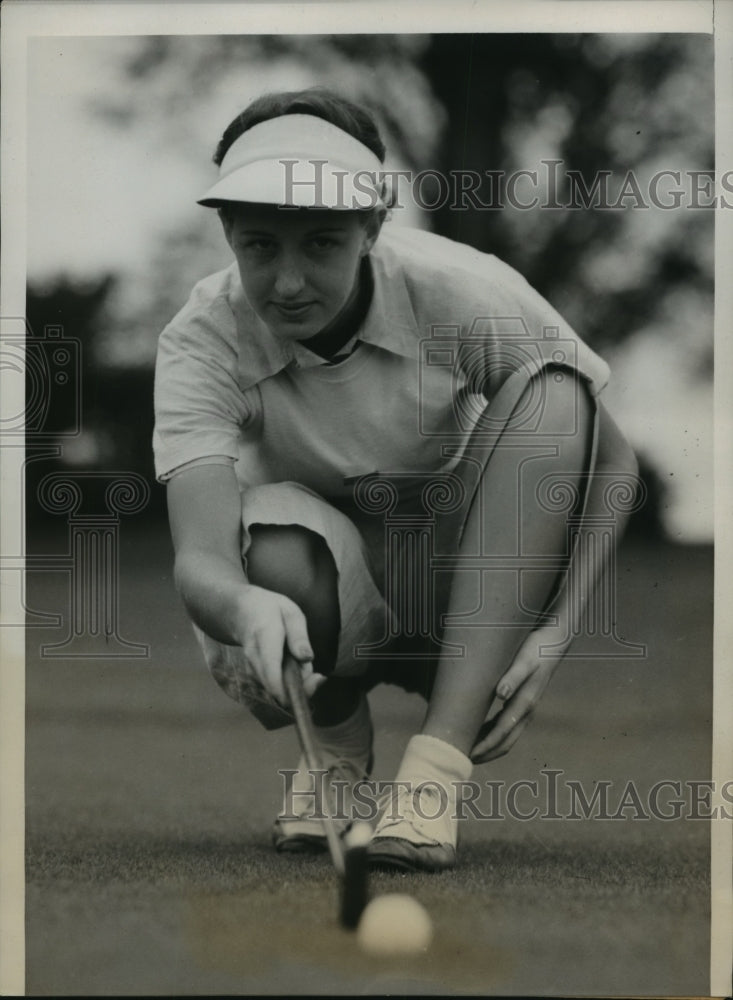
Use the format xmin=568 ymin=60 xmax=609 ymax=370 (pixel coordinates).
xmin=273 ymin=255 xmax=306 ymax=299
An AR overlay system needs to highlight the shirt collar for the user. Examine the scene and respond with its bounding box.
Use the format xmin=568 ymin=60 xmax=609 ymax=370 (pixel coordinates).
xmin=289 ymin=331 xmax=360 ymax=369
xmin=357 ymin=244 xmax=421 ymax=361
xmin=230 ymin=231 xmax=421 ymax=392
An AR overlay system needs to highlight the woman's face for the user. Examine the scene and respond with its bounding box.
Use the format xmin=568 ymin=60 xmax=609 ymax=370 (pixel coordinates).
xmin=223 ymin=205 xmax=378 ymax=342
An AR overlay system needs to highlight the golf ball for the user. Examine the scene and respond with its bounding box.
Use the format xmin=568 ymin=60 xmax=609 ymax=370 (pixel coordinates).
xmin=356 ymin=893 xmax=433 ymax=956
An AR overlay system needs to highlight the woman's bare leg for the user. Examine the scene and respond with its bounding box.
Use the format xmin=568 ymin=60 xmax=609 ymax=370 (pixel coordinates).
xmin=422 ymin=373 xmax=594 ymax=756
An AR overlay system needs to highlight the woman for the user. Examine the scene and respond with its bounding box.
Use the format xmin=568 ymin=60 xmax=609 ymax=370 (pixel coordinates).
xmin=154 ymin=88 xmax=638 ymax=872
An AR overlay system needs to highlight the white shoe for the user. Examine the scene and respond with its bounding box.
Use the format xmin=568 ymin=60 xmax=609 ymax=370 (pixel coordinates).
xmin=273 ymin=752 xmax=373 ymax=853
xmin=273 ymin=695 xmax=373 ymax=853
xmin=367 ymin=734 xmax=471 ymax=872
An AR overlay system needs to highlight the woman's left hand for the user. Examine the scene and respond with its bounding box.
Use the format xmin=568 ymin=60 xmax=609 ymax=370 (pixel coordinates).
xmin=470 ymin=624 xmax=569 ymax=763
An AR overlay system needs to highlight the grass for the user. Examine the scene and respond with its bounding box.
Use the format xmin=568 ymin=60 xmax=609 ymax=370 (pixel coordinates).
xmin=24 ymin=527 xmax=713 ymax=995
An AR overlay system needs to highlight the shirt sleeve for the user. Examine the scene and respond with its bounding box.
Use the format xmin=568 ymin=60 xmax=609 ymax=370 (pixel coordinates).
xmin=162 ymin=455 xmax=237 ymax=481
xmin=153 ymin=291 xmax=257 ymax=484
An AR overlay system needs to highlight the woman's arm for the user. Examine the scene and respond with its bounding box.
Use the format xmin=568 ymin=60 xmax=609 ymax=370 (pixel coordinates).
xmin=557 ymin=399 xmax=639 ymax=618
xmin=168 ymin=463 xmax=252 ymax=644
xmin=167 ymin=464 xmax=318 ymax=703
xmin=590 ymin=400 xmax=640 ymax=514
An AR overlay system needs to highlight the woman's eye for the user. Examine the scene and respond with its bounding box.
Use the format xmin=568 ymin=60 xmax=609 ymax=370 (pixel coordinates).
xmin=310 ymin=237 xmax=337 ymax=250
xmin=242 ymin=239 xmax=275 ymax=252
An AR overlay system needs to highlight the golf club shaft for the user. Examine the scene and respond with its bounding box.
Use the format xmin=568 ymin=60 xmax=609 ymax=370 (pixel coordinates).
xmin=282 ymin=655 xmax=345 ymax=876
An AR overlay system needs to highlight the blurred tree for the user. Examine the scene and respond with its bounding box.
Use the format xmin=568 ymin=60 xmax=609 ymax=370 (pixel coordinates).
xmin=26 ymin=278 xmax=164 ymax=521
xmin=92 ymin=34 xmax=442 ymax=167
xmin=623 ymin=453 xmax=668 ymax=541
xmin=421 ymin=34 xmax=713 ymax=360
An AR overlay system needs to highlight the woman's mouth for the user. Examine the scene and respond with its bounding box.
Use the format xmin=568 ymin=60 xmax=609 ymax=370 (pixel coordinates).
xmin=273 ymin=301 xmax=314 ymax=319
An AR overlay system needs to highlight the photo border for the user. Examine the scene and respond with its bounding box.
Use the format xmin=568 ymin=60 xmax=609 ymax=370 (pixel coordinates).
xmin=2 ymin=2 xmax=730 ymax=996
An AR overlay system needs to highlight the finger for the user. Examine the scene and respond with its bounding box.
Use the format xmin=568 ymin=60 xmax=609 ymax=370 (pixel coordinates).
xmin=497 ymin=635 xmax=564 ymax=701
xmin=280 ymin=602 xmax=315 ymax=664
xmin=470 ymin=693 xmax=534 ymax=756
xmin=471 ymin=717 xmax=529 ymax=764
xmin=280 ymin=603 xmax=324 ymax=698
xmin=471 ymin=714 xmax=532 ymax=764
xmin=490 ymin=693 xmax=534 ymax=743
xmin=300 ymin=660 xmax=327 ymax=699
xmin=256 ymin=627 xmax=288 ymax=705
xmin=495 ymin=642 xmax=539 ymax=701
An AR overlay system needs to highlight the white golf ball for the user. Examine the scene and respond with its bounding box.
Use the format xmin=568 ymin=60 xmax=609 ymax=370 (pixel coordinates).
xmin=356 ymin=893 xmax=433 ymax=956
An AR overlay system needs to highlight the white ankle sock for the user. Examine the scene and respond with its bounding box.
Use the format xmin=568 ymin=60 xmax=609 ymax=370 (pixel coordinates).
xmin=395 ymin=734 xmax=472 ymax=787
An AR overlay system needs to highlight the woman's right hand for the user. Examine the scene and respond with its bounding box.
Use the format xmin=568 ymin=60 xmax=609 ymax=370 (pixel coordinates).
xmin=233 ymin=583 xmax=324 ymax=706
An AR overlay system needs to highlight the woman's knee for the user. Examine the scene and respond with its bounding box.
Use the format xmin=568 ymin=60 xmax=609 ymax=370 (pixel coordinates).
xmin=246 ymin=524 xmax=341 ymax=674
xmin=246 ymin=525 xmax=336 ymax=607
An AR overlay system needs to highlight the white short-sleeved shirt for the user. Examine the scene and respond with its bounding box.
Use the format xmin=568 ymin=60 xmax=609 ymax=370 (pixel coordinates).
xmin=153 ymin=226 xmax=610 ymax=496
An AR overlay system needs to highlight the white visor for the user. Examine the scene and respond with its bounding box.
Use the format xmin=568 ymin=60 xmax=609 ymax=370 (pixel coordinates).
xmin=198 ymin=113 xmax=385 ymax=210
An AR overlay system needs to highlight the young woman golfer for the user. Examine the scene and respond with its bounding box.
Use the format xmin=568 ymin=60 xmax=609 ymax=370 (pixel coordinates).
xmin=154 ymin=89 xmax=637 ymax=872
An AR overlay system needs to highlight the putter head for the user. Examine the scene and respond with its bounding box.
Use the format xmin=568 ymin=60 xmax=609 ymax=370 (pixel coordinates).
xmin=340 ymin=821 xmax=372 ymax=929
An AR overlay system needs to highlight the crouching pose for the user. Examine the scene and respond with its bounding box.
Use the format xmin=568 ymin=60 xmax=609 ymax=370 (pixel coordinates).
xmin=154 ymin=89 xmax=638 ymax=871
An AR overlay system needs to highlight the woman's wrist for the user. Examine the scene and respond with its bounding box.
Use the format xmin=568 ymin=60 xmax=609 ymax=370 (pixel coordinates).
xmin=174 ymin=548 xmax=253 ymax=645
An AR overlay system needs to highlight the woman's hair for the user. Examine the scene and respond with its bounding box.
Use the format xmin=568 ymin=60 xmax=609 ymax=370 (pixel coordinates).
xmin=213 ymin=88 xmax=386 ymax=166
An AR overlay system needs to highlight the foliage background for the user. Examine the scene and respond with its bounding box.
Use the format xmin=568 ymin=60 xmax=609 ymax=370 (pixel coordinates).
xmin=26 ymin=33 xmax=714 ymax=540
